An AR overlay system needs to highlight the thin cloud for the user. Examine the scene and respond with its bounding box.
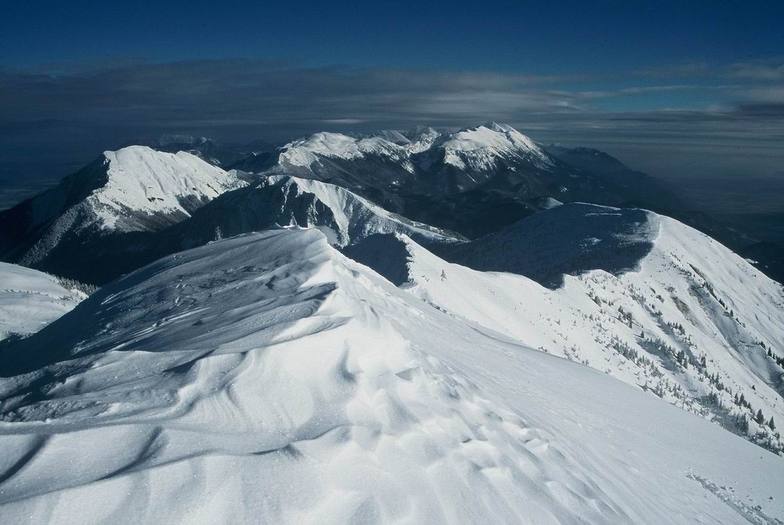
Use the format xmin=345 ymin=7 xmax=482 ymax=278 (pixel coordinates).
xmin=0 ymin=58 xmax=782 ymax=184
xmin=728 ymin=60 xmax=784 ymax=81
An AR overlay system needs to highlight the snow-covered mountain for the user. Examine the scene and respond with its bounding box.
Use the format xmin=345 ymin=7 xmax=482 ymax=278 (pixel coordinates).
xmin=91 ymin=146 xmax=245 ymax=231
xmin=169 ymin=174 xmax=463 ymax=249
xmin=269 ymin=122 xmax=557 ymax=194
xmin=277 ymin=122 xmax=552 ymax=185
xmin=437 ymin=122 xmax=553 ymax=172
xmin=1 ymin=228 xmax=782 ymax=523
xmin=236 ymin=123 xmax=679 ymax=239
xmin=0 ymin=125 xmax=677 ymax=281
xmin=0 ymin=172 xmax=461 ymax=285
xmin=0 ymin=262 xmax=86 ymax=341
xmin=0 ymin=146 xmax=246 ymax=279
xmin=347 ymin=203 xmax=784 ymax=452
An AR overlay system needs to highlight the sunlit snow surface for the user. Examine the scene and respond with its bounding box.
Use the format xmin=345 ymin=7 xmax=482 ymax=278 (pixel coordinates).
xmin=8 ymin=145 xmax=247 ymax=270
xmin=0 ymin=262 xmax=84 ymax=341
xmin=278 ymin=122 xmax=552 ymax=173
xmin=440 ymin=122 xmax=553 ymax=171
xmin=262 ymin=174 xmax=460 ymax=246
xmin=92 ymin=146 xmax=246 ymax=231
xmin=355 ymin=203 xmax=784 ymax=452
xmin=0 ymin=229 xmax=782 ymax=523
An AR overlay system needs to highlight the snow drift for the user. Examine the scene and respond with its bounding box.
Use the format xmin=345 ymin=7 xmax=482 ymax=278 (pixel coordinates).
xmin=0 ymin=228 xmax=782 ymax=523
xmin=0 ymin=263 xmax=86 ymax=341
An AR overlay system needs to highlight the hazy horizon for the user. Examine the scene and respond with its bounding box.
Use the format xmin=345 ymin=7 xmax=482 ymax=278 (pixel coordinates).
xmin=2 ymin=122 xmax=783 ymax=219
xmin=2 ymin=1 xmax=783 ymax=209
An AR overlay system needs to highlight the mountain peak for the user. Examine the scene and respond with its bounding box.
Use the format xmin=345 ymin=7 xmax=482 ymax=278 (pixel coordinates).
xmin=94 ymin=146 xmax=245 ymax=231
xmin=0 ymin=145 xmax=246 ymax=272
xmin=441 ymin=122 xmax=552 ymax=171
xmin=480 ymin=121 xmax=516 ymax=133
xmin=278 ymin=131 xmax=407 ymax=169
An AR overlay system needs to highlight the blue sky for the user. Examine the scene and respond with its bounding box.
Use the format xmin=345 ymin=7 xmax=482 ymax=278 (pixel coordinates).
xmin=3 ymin=1 xmax=782 ymax=74
xmin=1 ymin=0 xmax=783 ymax=204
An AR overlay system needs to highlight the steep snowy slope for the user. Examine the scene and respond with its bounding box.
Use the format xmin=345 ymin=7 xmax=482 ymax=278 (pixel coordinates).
xmin=349 ymin=204 xmax=784 ymax=452
xmin=93 ymin=146 xmax=244 ymax=231
xmin=0 ymin=229 xmax=783 ymax=523
xmin=169 ymin=174 xmax=462 ymax=249
xmin=0 ymin=262 xmax=85 ymax=341
xmin=441 ymin=202 xmax=660 ymax=288
xmin=0 ymin=146 xmax=245 ymax=271
xmin=439 ymin=122 xmax=553 ymax=172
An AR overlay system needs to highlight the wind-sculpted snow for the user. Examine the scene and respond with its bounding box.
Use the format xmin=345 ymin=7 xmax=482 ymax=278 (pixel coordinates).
xmin=351 ymin=205 xmax=784 ymax=453
xmin=0 ymin=263 xmax=85 ymax=341
xmin=0 ymin=228 xmax=783 ymax=523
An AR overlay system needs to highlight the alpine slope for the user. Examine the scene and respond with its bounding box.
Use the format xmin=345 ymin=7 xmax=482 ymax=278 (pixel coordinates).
xmin=0 ymin=146 xmax=246 ymax=275
xmin=0 ymin=229 xmax=782 ymax=524
xmin=351 ymin=203 xmax=784 ymax=454
xmin=0 ymin=262 xmax=85 ymax=341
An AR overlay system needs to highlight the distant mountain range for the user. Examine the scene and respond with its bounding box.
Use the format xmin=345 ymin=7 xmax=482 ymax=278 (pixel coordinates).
xmin=0 ymin=123 xmax=687 ymax=281
xmin=1 ymin=123 xmax=783 ymax=521
xmin=3 ymin=123 xmax=780 ymax=280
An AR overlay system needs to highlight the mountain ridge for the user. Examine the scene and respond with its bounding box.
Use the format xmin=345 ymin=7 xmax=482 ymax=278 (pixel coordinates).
xmin=0 ymin=228 xmax=782 ymax=523
xmin=348 ymin=203 xmax=784 ymax=452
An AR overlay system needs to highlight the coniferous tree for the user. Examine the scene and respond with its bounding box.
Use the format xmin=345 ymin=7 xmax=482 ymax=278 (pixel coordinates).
xmin=755 ymin=409 xmax=765 ymax=425
xmin=769 ymin=417 xmax=776 ymax=431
